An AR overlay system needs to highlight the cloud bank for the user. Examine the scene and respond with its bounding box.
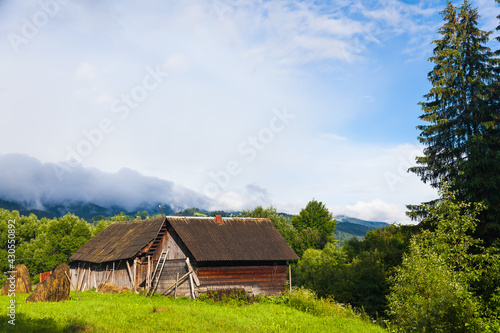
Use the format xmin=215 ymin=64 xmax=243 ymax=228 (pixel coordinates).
xmin=0 ymin=154 xmax=213 ymax=211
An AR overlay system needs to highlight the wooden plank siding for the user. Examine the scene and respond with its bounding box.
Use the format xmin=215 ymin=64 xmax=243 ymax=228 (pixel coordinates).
xmin=70 ymin=260 xmax=135 ymax=291
xmin=197 ymin=264 xmax=288 ymax=296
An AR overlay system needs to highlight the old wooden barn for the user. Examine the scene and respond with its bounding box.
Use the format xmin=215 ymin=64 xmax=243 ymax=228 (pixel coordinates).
xmin=69 ymin=216 xmax=299 ymax=297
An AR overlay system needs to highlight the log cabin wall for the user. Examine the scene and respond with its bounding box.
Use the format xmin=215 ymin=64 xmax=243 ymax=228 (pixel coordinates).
xmin=196 ymin=261 xmax=288 ymax=296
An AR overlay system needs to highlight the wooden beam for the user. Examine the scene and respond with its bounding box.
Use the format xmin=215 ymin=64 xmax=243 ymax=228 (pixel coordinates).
xmin=105 ymin=265 xmax=113 ymax=284
xmin=79 ymin=267 xmax=86 ymax=291
xmin=189 ymin=273 xmax=195 ymax=299
xmin=185 ymin=257 xmax=200 ymax=286
xmin=126 ymin=260 xmax=134 ymax=288
xmin=64 ymin=271 xmax=82 ymax=301
xmin=174 ymin=272 xmax=179 ymax=298
xmin=20 ymin=275 xmax=29 ymax=293
xmin=289 ymin=264 xmax=292 ymax=294
xmin=133 ymin=258 xmax=137 ymax=292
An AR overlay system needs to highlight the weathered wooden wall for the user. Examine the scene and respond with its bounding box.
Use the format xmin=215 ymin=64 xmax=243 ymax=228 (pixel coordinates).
xmin=196 ymin=264 xmax=287 ymax=296
xmin=69 ymin=260 xmax=135 ymax=291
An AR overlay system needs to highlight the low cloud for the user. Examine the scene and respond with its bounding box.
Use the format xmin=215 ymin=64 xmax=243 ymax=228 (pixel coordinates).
xmin=0 ymin=154 xmax=213 ymax=212
xmin=334 ymin=199 xmax=407 ymax=224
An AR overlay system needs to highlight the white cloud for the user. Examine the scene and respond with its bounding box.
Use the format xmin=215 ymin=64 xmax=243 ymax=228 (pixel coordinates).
xmin=334 ymin=199 xmax=407 ymax=223
xmin=318 ymin=133 xmax=347 ymax=142
xmin=0 ymin=1 xmax=456 ymax=223
xmin=75 ymin=62 xmax=97 ymax=81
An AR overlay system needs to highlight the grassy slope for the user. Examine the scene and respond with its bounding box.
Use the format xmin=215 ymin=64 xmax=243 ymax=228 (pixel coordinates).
xmin=0 ymin=292 xmax=386 ymax=332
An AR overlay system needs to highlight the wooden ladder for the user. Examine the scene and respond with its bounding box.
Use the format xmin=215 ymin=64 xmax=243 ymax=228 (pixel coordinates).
xmin=145 ymin=250 xmax=168 ymax=298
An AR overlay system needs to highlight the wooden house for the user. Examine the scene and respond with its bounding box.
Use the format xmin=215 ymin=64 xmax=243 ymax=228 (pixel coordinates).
xmin=69 ymin=216 xmax=299 ymax=297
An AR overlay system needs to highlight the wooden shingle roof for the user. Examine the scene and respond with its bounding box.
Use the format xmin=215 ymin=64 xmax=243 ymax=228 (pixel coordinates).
xmin=167 ymin=217 xmax=299 ymax=262
xmin=70 ymin=216 xmax=299 ymax=264
xmin=69 ymin=217 xmax=165 ymax=263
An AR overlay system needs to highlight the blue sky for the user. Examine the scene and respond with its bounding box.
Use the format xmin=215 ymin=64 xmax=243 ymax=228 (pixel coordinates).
xmin=0 ymin=0 xmax=498 ymax=222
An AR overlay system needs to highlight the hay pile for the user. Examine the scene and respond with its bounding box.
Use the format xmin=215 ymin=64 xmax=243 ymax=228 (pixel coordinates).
xmin=97 ymin=283 xmax=130 ymax=294
xmin=0 ymin=264 xmax=32 ymax=295
xmin=26 ymin=263 xmax=70 ymax=303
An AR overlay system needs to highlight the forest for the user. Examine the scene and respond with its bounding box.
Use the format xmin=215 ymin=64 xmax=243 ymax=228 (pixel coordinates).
xmin=2 ymin=0 xmax=500 ymax=331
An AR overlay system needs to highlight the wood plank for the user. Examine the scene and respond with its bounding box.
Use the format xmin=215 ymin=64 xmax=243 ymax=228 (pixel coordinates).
xmin=185 ymin=258 xmax=200 ymax=286
xmin=189 ymin=273 xmax=195 ymax=299
xmin=126 ymin=260 xmax=134 ymax=287
xmin=174 ymin=272 xmax=179 ymax=298
xmin=64 ymin=271 xmax=82 ymax=301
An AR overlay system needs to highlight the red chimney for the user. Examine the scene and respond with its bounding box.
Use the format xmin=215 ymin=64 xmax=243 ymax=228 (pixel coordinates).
xmin=215 ymin=215 xmax=223 ymax=224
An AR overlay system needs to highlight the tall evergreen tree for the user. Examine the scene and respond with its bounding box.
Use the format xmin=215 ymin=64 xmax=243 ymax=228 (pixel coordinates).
xmin=410 ymin=0 xmax=500 ymax=243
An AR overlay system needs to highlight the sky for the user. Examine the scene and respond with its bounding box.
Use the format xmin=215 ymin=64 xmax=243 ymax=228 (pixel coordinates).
xmin=0 ymin=0 xmax=498 ymax=223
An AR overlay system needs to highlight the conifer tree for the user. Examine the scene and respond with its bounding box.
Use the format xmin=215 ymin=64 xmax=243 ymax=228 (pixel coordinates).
xmin=410 ymin=0 xmax=500 ymax=242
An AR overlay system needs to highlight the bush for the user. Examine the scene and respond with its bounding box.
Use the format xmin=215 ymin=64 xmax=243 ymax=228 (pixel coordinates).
xmin=287 ymin=287 xmax=367 ymax=321
xmin=387 ymin=241 xmax=483 ymax=332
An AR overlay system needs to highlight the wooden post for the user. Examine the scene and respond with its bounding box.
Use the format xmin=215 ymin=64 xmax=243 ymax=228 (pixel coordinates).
xmin=174 ymin=272 xmax=179 ymax=298
xmin=20 ymin=275 xmax=29 ymax=293
xmin=133 ymin=258 xmax=137 ymax=292
xmin=126 ymin=260 xmax=134 ymax=288
xmin=147 ymin=256 xmax=151 ymax=291
xmin=79 ymin=268 xmax=86 ymax=291
xmin=185 ymin=257 xmax=200 ymax=286
xmin=112 ymin=262 xmax=115 ymax=285
xmin=76 ymin=266 xmax=81 ymax=291
xmin=64 ymin=271 xmax=82 ymax=301
xmin=189 ymin=273 xmax=195 ymax=299
xmin=289 ymin=264 xmax=292 ymax=294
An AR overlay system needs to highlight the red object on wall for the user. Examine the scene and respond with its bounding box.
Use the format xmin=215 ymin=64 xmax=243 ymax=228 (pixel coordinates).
xmin=40 ymin=272 xmax=51 ymax=282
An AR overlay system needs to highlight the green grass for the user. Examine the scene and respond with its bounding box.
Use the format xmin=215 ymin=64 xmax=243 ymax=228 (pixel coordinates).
xmin=0 ymin=291 xmax=386 ymax=332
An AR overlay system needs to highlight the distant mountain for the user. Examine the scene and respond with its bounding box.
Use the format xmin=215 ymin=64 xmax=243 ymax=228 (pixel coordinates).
xmin=334 ymin=215 xmax=390 ymax=242
xmin=0 ymin=199 xmax=174 ymax=221
xmin=335 ymin=215 xmax=389 ymax=229
xmin=335 ymin=222 xmax=372 ymax=237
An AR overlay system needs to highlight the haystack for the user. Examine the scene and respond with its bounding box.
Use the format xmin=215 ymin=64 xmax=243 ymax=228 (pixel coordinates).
xmin=26 ymin=263 xmax=70 ymax=303
xmin=97 ymin=282 xmax=130 ymax=294
xmin=1 ymin=264 xmax=32 ymax=295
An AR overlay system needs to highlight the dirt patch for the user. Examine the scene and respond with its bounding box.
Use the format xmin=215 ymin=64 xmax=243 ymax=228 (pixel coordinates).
xmin=66 ymin=324 xmax=93 ymax=332
xmin=152 ymin=307 xmax=170 ymax=313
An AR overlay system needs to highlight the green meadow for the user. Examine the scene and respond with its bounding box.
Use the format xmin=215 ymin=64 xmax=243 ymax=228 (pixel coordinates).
xmin=0 ymin=291 xmax=386 ymax=332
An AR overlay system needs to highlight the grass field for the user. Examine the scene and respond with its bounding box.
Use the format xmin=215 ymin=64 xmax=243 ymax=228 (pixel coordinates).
xmin=0 ymin=291 xmax=387 ymax=332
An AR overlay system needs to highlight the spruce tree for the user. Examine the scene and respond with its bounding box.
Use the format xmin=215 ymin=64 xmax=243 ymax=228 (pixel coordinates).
xmin=410 ymin=0 xmax=500 ymax=243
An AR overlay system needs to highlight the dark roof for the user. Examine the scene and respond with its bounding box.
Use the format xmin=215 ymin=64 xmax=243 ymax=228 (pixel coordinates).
xmin=167 ymin=217 xmax=299 ymax=262
xmin=69 ymin=217 xmax=165 ymax=263
xmin=70 ymin=216 xmax=299 ymax=264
